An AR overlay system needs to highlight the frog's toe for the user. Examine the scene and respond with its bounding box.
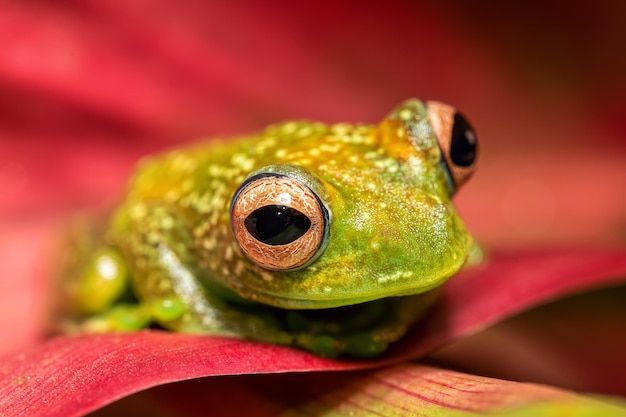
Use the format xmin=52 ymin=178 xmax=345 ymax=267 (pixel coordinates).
xmin=293 ymin=332 xmax=390 ymax=358
xmin=78 ymin=304 xmax=152 ymax=333
xmin=341 ymin=333 xmax=389 ymax=358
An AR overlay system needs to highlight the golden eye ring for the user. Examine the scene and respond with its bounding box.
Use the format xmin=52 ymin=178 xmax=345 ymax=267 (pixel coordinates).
xmin=230 ymin=173 xmax=329 ymax=270
xmin=426 ymin=101 xmax=479 ymax=193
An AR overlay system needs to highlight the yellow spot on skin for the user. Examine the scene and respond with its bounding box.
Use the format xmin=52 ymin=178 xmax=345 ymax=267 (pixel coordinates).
xmin=146 ymin=231 xmax=160 ymax=245
xmin=224 ymin=245 xmax=234 ymax=261
xmin=397 ymin=108 xmax=413 ymax=121
xmin=171 ymin=153 xmax=198 ymax=173
xmin=160 ymin=216 xmax=174 ymax=229
xmin=231 ymin=153 xmax=255 ymax=171
xmin=377 ymin=270 xmax=414 ymax=284
xmin=331 ymin=123 xmax=351 ymax=135
xmin=280 ymin=122 xmax=298 ymax=135
xmin=365 ymin=151 xmax=380 ymax=160
xmin=96 ymin=257 xmax=118 ymax=280
xmin=130 ymin=204 xmax=147 ymax=219
xmin=260 ymin=270 xmax=273 ymax=282
xmin=255 ymin=137 xmax=277 ymax=152
xmin=319 ymin=144 xmax=341 ymax=153
xmin=202 ymin=238 xmax=217 ymax=250
xmin=164 ymin=189 xmax=180 ymax=202
xmin=234 ymin=261 xmax=245 ymax=276
xmin=207 ymin=164 xmax=224 ymax=177
xmin=296 ymin=126 xmax=313 ymax=138
xmin=195 ymin=194 xmax=212 ymax=214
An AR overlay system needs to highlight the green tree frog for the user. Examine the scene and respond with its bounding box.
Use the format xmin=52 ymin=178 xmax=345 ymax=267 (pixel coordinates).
xmin=62 ymin=99 xmax=478 ymax=358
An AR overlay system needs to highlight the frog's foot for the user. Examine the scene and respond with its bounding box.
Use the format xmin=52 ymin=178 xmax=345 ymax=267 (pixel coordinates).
xmin=61 ymin=303 xmax=151 ymax=333
xmin=293 ymin=323 xmax=408 ymax=358
xmin=283 ymin=291 xmax=438 ymax=358
xmin=63 ymin=298 xmax=187 ymax=334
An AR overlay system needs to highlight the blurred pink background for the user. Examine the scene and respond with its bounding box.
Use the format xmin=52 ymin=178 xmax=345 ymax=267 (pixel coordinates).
xmin=1 ymin=0 xmax=625 ymax=353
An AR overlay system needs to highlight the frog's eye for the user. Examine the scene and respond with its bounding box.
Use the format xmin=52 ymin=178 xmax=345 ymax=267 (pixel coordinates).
xmin=426 ymin=101 xmax=479 ymax=192
xmin=230 ymin=174 xmax=328 ymax=270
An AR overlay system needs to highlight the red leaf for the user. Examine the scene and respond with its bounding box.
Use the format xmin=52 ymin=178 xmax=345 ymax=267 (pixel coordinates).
xmin=0 ymin=333 xmax=346 ymax=417
xmin=83 ymin=364 xmax=626 ymax=417
xmin=392 ymin=248 xmax=626 ymax=360
xmin=1 ymin=249 xmax=625 ymax=417
xmin=431 ymin=285 xmax=626 ymax=396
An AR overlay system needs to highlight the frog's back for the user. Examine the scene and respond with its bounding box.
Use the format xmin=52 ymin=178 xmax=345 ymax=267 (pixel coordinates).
xmin=122 ymin=120 xmax=376 ymax=212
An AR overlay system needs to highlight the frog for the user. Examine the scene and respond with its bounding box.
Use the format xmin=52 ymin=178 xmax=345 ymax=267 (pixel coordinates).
xmin=61 ymin=99 xmax=479 ymax=358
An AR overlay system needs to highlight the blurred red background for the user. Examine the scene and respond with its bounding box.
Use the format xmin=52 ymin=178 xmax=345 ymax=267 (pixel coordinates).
xmin=1 ymin=0 xmax=625 ymax=353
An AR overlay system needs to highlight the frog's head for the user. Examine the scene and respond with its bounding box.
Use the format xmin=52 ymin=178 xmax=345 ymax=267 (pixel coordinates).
xmin=228 ymin=99 xmax=478 ymax=309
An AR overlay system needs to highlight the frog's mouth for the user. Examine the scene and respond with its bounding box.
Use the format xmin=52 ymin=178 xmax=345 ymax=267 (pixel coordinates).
xmin=251 ymin=289 xmax=439 ymax=338
xmin=244 ymin=279 xmax=445 ymax=311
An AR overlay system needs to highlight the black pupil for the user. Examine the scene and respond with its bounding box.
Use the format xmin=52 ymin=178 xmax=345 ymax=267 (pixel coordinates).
xmin=450 ymin=113 xmax=477 ymax=167
xmin=244 ymin=205 xmax=311 ymax=245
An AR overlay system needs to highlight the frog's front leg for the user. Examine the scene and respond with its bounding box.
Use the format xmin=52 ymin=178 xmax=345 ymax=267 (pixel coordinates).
xmin=104 ymin=203 xmax=296 ymax=344
xmin=59 ymin=216 xmax=149 ymax=333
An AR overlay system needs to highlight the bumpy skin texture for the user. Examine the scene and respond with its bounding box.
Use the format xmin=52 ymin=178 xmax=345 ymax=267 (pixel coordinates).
xmin=68 ymin=99 xmax=474 ymax=357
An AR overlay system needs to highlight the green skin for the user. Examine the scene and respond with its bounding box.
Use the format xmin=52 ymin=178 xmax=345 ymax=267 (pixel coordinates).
xmin=69 ymin=99 xmax=474 ymax=358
